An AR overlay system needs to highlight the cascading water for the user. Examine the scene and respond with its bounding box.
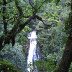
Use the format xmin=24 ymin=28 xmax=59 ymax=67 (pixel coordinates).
xmin=27 ymin=30 xmax=38 ymax=72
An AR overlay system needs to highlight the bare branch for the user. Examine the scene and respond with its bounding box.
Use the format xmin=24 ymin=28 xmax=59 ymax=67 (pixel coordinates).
xmin=29 ymin=0 xmax=34 ymax=9
xmin=37 ymin=0 xmax=46 ymax=11
xmin=35 ymin=15 xmax=45 ymax=25
xmin=0 ymin=15 xmax=36 ymax=51
xmin=15 ymin=0 xmax=23 ymax=16
xmin=0 ymin=0 xmax=47 ymax=50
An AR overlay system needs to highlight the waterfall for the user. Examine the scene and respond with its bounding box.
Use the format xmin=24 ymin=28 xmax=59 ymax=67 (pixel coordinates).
xmin=27 ymin=30 xmax=38 ymax=72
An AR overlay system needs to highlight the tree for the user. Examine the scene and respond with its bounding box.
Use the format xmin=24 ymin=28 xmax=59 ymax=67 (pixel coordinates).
xmin=54 ymin=0 xmax=72 ymax=72
xmin=0 ymin=0 xmax=46 ymax=50
xmin=0 ymin=0 xmax=72 ymax=72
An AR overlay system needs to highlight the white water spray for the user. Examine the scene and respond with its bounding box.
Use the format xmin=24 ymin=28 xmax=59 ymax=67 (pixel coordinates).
xmin=27 ymin=30 xmax=37 ymax=72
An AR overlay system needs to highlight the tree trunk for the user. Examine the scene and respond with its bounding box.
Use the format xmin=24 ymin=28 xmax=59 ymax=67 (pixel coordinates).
xmin=54 ymin=35 xmax=72 ymax=72
xmin=54 ymin=0 xmax=72 ymax=72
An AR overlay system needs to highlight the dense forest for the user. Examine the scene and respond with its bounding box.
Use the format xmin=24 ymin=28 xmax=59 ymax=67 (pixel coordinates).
xmin=0 ymin=0 xmax=72 ymax=72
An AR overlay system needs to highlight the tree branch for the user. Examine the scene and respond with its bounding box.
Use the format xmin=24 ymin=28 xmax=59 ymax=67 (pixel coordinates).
xmin=0 ymin=15 xmax=36 ymax=51
xmin=2 ymin=0 xmax=7 ymax=34
xmin=53 ymin=0 xmax=72 ymax=72
xmin=0 ymin=0 xmax=47 ymax=51
xmin=29 ymin=0 xmax=34 ymax=9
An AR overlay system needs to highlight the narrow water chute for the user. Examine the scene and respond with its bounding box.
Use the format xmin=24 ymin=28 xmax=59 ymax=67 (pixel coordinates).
xmin=27 ymin=30 xmax=37 ymax=72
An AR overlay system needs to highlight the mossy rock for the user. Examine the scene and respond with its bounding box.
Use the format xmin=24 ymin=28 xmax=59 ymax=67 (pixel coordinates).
xmin=0 ymin=60 xmax=20 ymax=72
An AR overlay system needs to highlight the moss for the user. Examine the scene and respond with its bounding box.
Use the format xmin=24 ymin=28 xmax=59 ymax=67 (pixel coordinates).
xmin=0 ymin=60 xmax=20 ymax=72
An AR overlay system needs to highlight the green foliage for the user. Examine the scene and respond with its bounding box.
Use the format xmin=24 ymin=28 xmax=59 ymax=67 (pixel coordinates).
xmin=0 ymin=60 xmax=20 ymax=72
xmin=0 ymin=0 xmax=71 ymax=72
xmin=69 ymin=63 xmax=72 ymax=72
xmin=37 ymin=1 xmax=68 ymax=58
xmin=35 ymin=59 xmax=56 ymax=72
xmin=55 ymin=0 xmax=60 ymax=5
